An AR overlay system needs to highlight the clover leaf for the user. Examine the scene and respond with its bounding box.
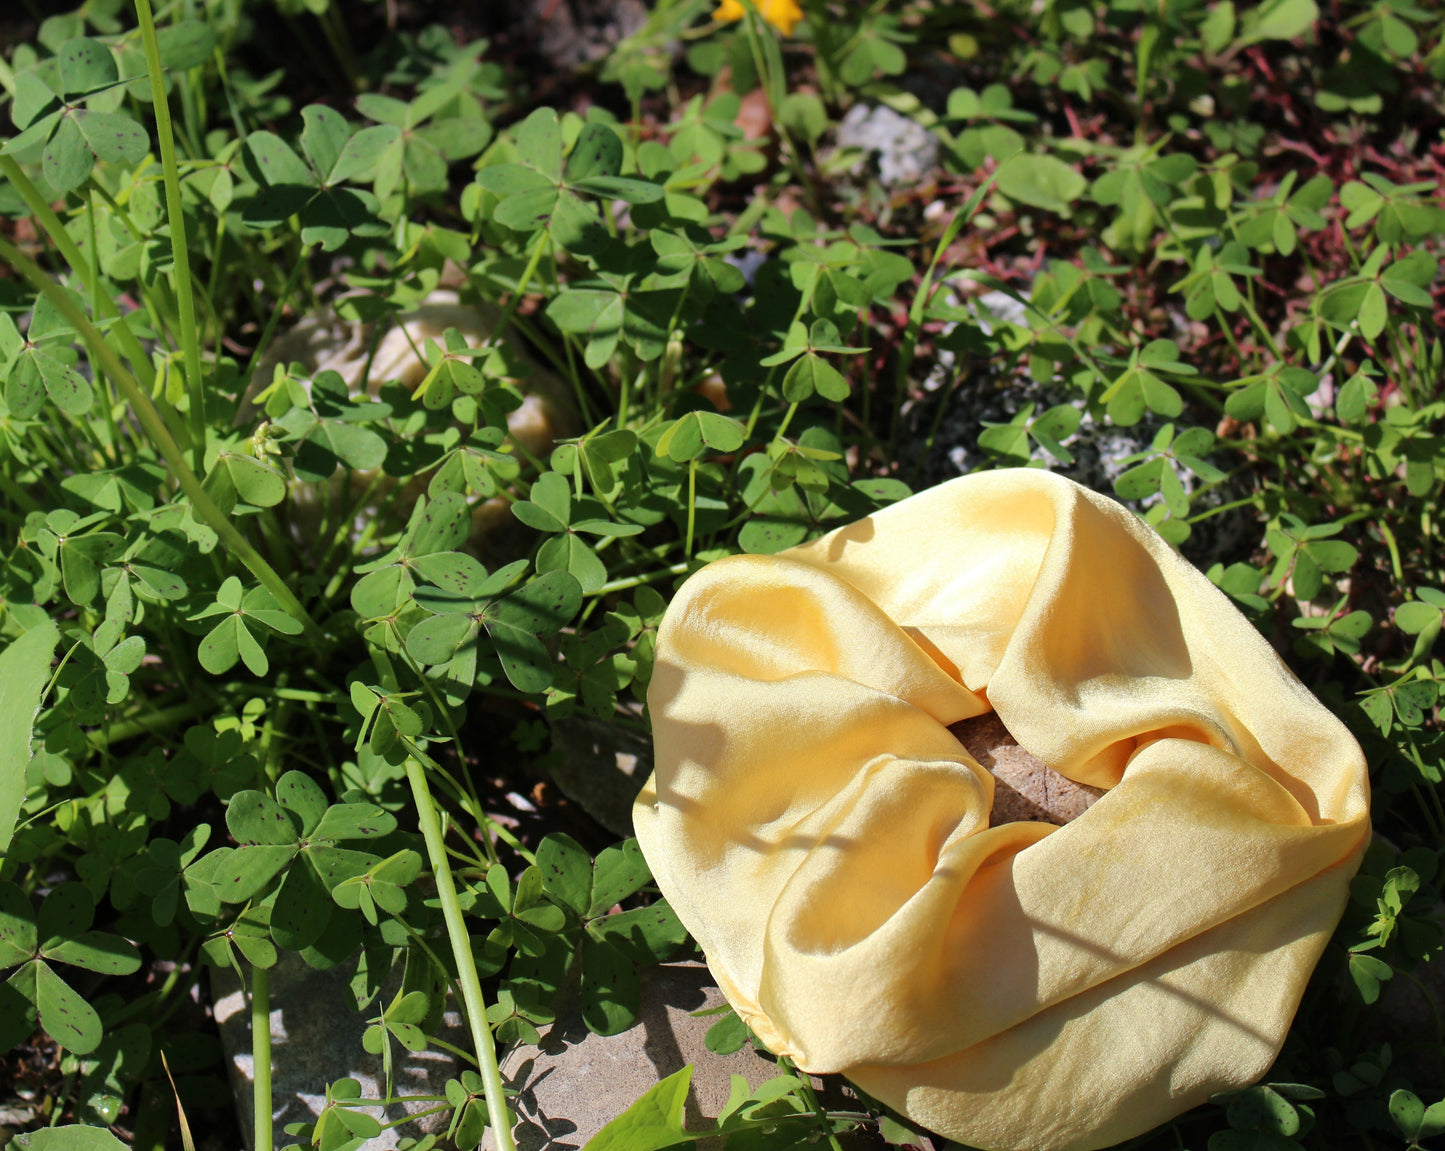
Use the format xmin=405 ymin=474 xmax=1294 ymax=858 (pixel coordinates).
xmin=759 ymin=319 xmax=867 ymax=403
xmin=209 ymin=771 xmax=395 ymax=951
xmin=6 ymin=38 xmax=150 ymax=194
xmin=525 ymin=835 xmax=686 ymax=1035
xmin=0 ymin=294 xmax=94 ymax=418
xmin=269 ymin=369 xmax=391 ymax=480
xmin=512 ymin=471 xmax=644 ymax=593
xmin=406 ymin=566 xmax=582 ymax=697
xmin=1097 ymin=339 xmax=1195 ymax=427
xmin=546 ymin=274 xmax=678 ymax=369
xmin=190 ymin=576 xmax=305 ymax=676
xmin=136 ymin=824 xmax=220 ymax=927
xmin=476 ymin=111 xmax=662 ymax=255
xmin=354 ymin=82 xmax=492 ymax=201
xmin=1265 ymin=514 xmax=1359 ymax=601
xmin=0 ymin=881 xmax=141 ymax=1054
xmin=240 ymin=104 xmax=391 ymax=251
xmin=363 ymin=988 xmax=431 ymax=1098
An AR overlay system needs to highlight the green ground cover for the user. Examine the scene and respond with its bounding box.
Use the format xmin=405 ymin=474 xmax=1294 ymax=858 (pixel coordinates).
xmin=0 ymin=0 xmax=1442 ymax=1147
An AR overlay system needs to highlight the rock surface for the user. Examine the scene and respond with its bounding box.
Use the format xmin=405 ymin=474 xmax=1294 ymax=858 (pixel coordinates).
xmin=212 ymin=951 xmax=464 ymax=1150
xmin=486 ymin=962 xmax=892 ymax=1150
xmin=951 ymin=711 xmax=1104 ymax=825
xmin=546 ymin=716 xmax=653 ymax=838
xmin=835 ymin=104 xmax=940 ymax=189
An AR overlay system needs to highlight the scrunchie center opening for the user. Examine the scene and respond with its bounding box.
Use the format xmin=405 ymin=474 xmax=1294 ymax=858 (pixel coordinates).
xmin=950 ymin=712 xmax=1104 ymax=826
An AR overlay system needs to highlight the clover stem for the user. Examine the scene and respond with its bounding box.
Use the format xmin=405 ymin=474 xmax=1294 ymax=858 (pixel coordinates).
xmin=771 ymin=401 xmax=800 ymax=446
xmin=777 ymin=1057 xmax=844 ymax=1151
xmin=403 ymin=755 xmax=516 ymax=1151
xmin=1377 ymin=519 xmax=1405 ymax=585
xmin=251 ymin=963 xmax=273 ymax=1151
xmin=685 ymin=457 xmax=698 ymax=556
xmin=134 ymin=0 xmax=210 ymax=475
xmin=241 ymin=247 xmax=311 ymax=398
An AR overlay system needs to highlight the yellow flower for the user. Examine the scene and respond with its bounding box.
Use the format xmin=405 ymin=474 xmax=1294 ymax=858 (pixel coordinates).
xmin=714 ymin=0 xmax=804 ymax=36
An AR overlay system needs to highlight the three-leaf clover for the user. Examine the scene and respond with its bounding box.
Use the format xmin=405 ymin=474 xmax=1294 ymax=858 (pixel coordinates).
xmin=0 ymin=294 xmax=95 ymax=418
xmin=1235 ymin=171 xmax=1331 ymax=255
xmin=331 ymin=848 xmax=423 ymax=926
xmin=532 ymin=834 xmax=687 ymax=1035
xmin=6 ymin=37 xmax=149 ymax=193
xmin=363 ymin=988 xmax=431 ymax=1097
xmin=268 ymin=369 xmax=391 ymax=479
xmin=1170 ymin=241 xmax=1260 ymax=321
xmin=136 ymin=825 xmax=221 ymax=927
xmin=546 ymin=271 xmax=679 ymax=369
xmin=1316 ymin=247 xmax=1438 ymax=343
xmin=1389 ymin=1088 xmax=1445 ymax=1149
xmin=240 ymin=104 xmax=391 ymax=251
xmin=1264 ymin=515 xmax=1358 ymax=601
xmin=284 ymin=1077 xmax=384 ymax=1151
xmin=406 ymin=566 xmax=583 ymax=696
xmin=511 ymin=471 xmax=644 ymax=593
xmin=476 ymin=110 xmax=662 ymax=255
xmin=1097 ymin=338 xmax=1196 ymax=426
xmin=210 ymin=771 xmax=395 ymax=951
xmin=1394 ymin=587 xmax=1445 ymax=664
xmin=1292 ymin=598 xmax=1373 ymax=659
xmin=25 ymin=507 xmax=124 ymax=607
xmin=1091 ymin=147 xmax=1196 ymax=251
xmin=977 ymin=402 xmax=1082 ymax=466
xmin=466 ymin=862 xmax=568 ymax=959
xmin=190 ymin=576 xmax=305 ymax=676
xmin=354 ymin=83 xmax=492 ymax=201
xmin=0 ymin=881 xmax=141 ymax=1054
xmin=760 ymin=319 xmax=867 ymax=403
xmin=1224 ymin=362 xmax=1320 ymax=435
xmin=1339 ymin=173 xmax=1445 ymax=243
xmin=1112 ymin=425 xmax=1225 ymax=514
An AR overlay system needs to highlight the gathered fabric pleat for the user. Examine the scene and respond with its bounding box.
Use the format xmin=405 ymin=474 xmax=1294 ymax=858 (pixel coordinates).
xmin=634 ymin=470 xmax=1369 ymax=1151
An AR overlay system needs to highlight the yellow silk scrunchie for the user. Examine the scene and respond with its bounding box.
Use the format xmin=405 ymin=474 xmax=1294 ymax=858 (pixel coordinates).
xmin=633 ymin=470 xmax=1370 ymax=1151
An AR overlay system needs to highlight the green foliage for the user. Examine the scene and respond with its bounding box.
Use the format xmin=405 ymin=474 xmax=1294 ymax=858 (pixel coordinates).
xmin=0 ymin=622 xmax=59 ymax=853
xmin=0 ymin=0 xmax=1443 ymax=1145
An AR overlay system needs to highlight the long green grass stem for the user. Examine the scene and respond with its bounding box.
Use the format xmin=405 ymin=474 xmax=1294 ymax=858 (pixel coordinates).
xmin=890 ymin=179 xmax=999 ymax=459
xmin=0 ymin=234 xmax=324 ymax=642
xmin=251 ymin=963 xmax=273 ymax=1151
xmin=0 ymin=155 xmax=157 ymax=392
xmin=134 ymin=0 xmax=209 ymax=474
xmin=402 ymin=754 xmax=516 ymax=1151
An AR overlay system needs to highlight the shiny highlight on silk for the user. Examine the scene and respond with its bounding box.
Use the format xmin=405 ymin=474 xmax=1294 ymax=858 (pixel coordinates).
xmin=634 ymin=470 xmax=1370 ymax=1151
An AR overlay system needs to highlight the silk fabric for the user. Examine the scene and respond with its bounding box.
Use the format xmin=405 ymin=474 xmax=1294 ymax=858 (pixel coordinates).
xmin=635 ymin=470 xmax=1369 ymax=1150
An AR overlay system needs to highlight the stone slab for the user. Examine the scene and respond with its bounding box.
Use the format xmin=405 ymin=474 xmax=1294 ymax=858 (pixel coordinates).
xmin=487 ymin=962 xmax=892 ymax=1150
xmin=212 ymin=950 xmax=464 ymax=1150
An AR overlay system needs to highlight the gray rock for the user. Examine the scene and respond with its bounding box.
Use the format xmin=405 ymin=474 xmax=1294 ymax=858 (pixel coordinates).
xmin=836 ymin=104 xmax=939 ymax=189
xmin=897 ymin=291 xmax=1254 ymax=572
xmin=546 ymin=716 xmax=652 ymax=838
xmin=212 ymin=950 xmax=465 ymax=1149
xmin=486 ymin=962 xmax=892 ymax=1150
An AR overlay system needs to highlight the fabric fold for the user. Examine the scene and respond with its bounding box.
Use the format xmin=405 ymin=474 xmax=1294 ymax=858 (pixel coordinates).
xmin=634 ymin=470 xmax=1369 ymax=1151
